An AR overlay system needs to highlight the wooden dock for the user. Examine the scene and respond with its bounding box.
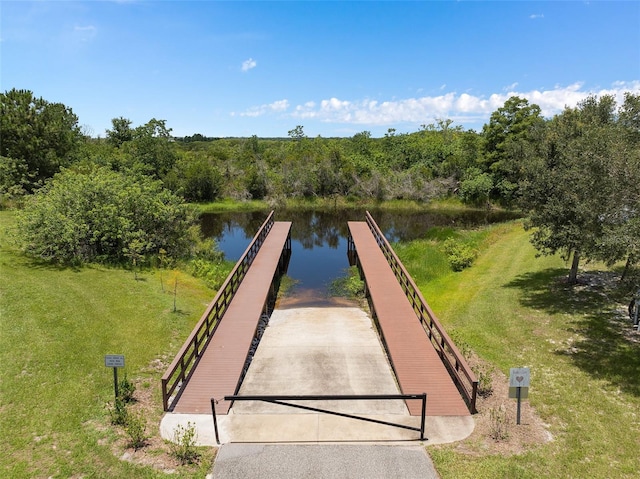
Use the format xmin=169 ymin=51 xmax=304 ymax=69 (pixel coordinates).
xmin=170 ymin=221 xmax=292 ymax=414
xmin=348 ymin=220 xmax=471 ymax=416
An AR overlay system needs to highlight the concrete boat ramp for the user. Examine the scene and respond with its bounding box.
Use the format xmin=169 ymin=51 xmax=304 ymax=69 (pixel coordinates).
xmin=161 ymin=304 xmax=473 ymax=477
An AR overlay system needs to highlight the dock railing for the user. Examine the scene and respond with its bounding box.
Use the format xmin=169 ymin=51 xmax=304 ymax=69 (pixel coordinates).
xmin=161 ymin=211 xmax=276 ymax=411
xmin=363 ymin=211 xmax=478 ymax=413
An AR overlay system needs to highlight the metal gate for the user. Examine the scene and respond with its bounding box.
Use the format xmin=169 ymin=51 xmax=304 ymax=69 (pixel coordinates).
xmin=210 ymin=393 xmax=427 ymax=444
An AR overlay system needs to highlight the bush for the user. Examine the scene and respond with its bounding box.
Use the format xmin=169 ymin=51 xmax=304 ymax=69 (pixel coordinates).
xmin=188 ymin=258 xmax=232 ymax=290
xmin=472 ymin=363 xmax=494 ymax=398
xmin=124 ymin=411 xmax=148 ymax=450
xmin=169 ymin=422 xmax=200 ymax=465
xmin=443 ymin=238 xmax=477 ymax=271
xmin=15 ymin=165 xmax=197 ymax=264
xmin=118 ymin=373 xmax=136 ymax=403
xmin=489 ymin=404 xmax=509 ymax=441
xmin=108 ymin=397 xmax=128 ymax=426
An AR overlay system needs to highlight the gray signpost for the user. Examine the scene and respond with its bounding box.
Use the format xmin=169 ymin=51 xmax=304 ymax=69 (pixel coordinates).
xmin=105 ymin=354 xmax=125 ymax=400
xmin=509 ymin=367 xmax=530 ymax=425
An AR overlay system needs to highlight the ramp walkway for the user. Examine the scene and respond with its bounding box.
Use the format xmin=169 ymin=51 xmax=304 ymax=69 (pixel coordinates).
xmin=348 ymin=213 xmax=476 ymax=416
xmin=162 ymin=212 xmax=291 ymax=414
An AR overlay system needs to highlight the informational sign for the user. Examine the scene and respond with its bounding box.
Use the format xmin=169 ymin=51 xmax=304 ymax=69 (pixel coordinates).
xmin=509 ymin=367 xmax=530 ymax=425
xmin=509 ymin=367 xmax=530 ymax=399
xmin=509 ymin=367 xmax=530 ymax=387
xmin=105 ymin=354 xmax=125 ymax=400
xmin=105 ymin=354 xmax=125 ymax=368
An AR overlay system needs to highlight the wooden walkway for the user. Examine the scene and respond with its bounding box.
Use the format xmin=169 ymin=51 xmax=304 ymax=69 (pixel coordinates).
xmin=348 ymin=221 xmax=471 ymax=417
xmin=171 ymin=221 xmax=292 ymax=415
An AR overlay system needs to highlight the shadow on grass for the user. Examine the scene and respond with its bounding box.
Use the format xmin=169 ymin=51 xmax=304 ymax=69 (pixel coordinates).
xmin=506 ymin=268 xmax=640 ymax=397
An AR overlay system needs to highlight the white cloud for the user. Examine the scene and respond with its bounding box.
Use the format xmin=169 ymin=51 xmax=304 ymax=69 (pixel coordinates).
xmin=73 ymin=25 xmax=97 ymax=42
xmin=241 ymin=58 xmax=257 ymax=72
xmin=234 ymin=99 xmax=289 ymax=117
xmin=237 ymin=81 xmax=640 ymax=127
xmin=529 ymin=14 xmax=544 ymax=20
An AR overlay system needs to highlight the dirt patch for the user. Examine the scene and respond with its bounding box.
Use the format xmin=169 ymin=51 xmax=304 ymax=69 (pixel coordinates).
xmin=442 ymin=355 xmax=553 ymax=456
xmin=99 ymin=366 xmax=216 ymax=475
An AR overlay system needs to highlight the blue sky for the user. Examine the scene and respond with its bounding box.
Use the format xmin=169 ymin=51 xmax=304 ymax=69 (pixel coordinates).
xmin=2 ymin=1 xmax=639 ymax=138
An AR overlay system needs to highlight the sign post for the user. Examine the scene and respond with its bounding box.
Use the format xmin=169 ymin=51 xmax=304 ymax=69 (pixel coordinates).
xmin=509 ymin=367 xmax=530 ymax=425
xmin=105 ymin=354 xmax=125 ymax=400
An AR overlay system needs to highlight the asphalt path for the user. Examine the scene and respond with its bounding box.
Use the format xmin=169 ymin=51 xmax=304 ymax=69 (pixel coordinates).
xmin=210 ymin=444 xmax=439 ymax=479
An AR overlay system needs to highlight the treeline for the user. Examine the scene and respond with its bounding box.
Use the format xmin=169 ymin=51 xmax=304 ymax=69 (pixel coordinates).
xmin=1 ymin=88 xmax=639 ymax=282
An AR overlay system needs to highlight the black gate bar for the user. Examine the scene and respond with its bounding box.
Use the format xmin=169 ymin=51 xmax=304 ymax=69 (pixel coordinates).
xmin=211 ymin=393 xmax=427 ymax=444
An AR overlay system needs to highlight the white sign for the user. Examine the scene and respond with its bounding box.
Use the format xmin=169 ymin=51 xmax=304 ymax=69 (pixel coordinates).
xmin=509 ymin=367 xmax=530 ymax=387
xmin=105 ymin=354 xmax=125 ymax=368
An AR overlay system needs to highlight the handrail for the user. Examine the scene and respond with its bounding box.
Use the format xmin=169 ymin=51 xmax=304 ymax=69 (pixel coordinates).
xmin=161 ymin=211 xmax=276 ymax=411
xmin=364 ymin=211 xmax=478 ymax=413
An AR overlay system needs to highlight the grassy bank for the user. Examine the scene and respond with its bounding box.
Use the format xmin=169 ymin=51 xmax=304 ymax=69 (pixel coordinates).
xmin=0 ymin=211 xmax=216 ymax=478
xmin=195 ymin=196 xmax=476 ymax=214
xmin=396 ymin=221 xmax=640 ymax=478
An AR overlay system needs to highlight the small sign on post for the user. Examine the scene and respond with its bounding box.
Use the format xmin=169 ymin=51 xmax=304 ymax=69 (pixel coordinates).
xmin=105 ymin=354 xmax=125 ymax=400
xmin=509 ymin=367 xmax=530 ymax=425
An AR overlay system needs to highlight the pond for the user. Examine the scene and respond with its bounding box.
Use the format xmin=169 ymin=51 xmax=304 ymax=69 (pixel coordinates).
xmin=200 ymin=208 xmax=519 ymax=300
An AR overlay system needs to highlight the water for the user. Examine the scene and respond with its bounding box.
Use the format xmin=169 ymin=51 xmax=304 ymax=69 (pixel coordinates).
xmin=200 ymin=208 xmax=519 ymax=296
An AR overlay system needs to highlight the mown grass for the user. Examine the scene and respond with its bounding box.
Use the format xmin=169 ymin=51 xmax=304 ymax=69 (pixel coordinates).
xmin=396 ymin=220 xmax=640 ymax=478
xmin=0 ymin=211 xmax=216 ymax=478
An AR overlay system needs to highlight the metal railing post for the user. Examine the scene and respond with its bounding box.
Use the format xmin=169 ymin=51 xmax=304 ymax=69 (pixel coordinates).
xmin=420 ymin=392 xmax=427 ymax=441
xmin=211 ymin=398 xmax=220 ymax=445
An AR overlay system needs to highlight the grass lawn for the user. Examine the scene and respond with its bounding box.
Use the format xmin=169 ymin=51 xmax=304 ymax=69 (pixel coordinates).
xmin=3 ymin=205 xmax=639 ymax=478
xmin=0 ymin=211 xmax=217 ymax=478
xmin=395 ymin=221 xmax=640 ymax=478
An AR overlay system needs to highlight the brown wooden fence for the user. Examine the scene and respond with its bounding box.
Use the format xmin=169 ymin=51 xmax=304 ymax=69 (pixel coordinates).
xmin=363 ymin=211 xmax=478 ymax=413
xmin=161 ymin=211 xmax=276 ymax=411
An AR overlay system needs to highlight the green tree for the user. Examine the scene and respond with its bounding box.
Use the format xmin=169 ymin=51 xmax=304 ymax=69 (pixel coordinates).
xmin=121 ymin=118 xmax=178 ymax=178
xmin=482 ymin=96 xmax=544 ymax=204
xmin=106 ymin=117 xmax=133 ymax=147
xmin=519 ymin=95 xmax=622 ymax=283
xmin=16 ymin=165 xmax=197 ymax=264
xmin=597 ymin=93 xmax=640 ymax=278
xmin=0 ymin=89 xmax=82 ymax=191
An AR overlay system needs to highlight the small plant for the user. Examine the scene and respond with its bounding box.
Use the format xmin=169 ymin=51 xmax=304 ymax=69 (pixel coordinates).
xmin=169 ymin=421 xmax=200 ymax=465
xmin=472 ymin=363 xmax=494 ymax=398
xmin=108 ymin=397 xmax=128 ymax=426
xmin=489 ymin=404 xmax=510 ymax=441
xmin=124 ymin=411 xmax=148 ymax=450
xmin=329 ymin=266 xmax=365 ymax=299
xmin=443 ymin=238 xmax=477 ymax=271
xmin=118 ymin=373 xmax=136 ymax=403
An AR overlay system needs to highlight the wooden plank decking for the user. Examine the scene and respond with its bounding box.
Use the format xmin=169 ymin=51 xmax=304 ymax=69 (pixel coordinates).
xmin=348 ymin=221 xmax=470 ymax=417
xmin=172 ymin=221 xmax=292 ymax=415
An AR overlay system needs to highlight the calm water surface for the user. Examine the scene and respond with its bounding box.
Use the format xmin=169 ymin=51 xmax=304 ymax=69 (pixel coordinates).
xmin=200 ymin=208 xmax=518 ymax=296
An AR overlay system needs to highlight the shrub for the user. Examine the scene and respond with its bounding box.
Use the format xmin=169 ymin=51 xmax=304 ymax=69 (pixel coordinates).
xmin=443 ymin=238 xmax=477 ymax=271
xmin=15 ymin=165 xmax=197 ymax=264
xmin=169 ymin=422 xmax=200 ymax=465
xmin=188 ymin=258 xmax=232 ymax=290
xmin=489 ymin=404 xmax=510 ymax=441
xmin=472 ymin=363 xmax=494 ymax=398
xmin=118 ymin=373 xmax=136 ymax=403
xmin=124 ymin=411 xmax=148 ymax=450
xmin=108 ymin=397 xmax=128 ymax=426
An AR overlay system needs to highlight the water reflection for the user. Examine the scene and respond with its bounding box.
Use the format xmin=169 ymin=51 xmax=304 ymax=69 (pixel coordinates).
xmin=200 ymin=208 xmax=519 ymax=294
